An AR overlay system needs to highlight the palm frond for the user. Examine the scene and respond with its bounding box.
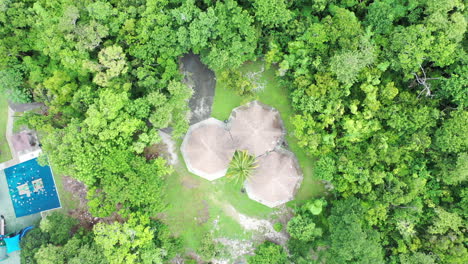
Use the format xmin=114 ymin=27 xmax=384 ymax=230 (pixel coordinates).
xmin=226 ymin=150 xmax=258 ymax=184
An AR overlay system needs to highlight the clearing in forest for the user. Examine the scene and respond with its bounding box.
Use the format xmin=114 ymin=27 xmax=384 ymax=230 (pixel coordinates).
xmin=162 ymin=60 xmax=324 ymax=261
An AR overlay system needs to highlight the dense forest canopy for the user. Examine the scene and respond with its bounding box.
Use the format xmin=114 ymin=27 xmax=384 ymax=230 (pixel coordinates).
xmin=1 ymin=0 xmax=466 ymax=263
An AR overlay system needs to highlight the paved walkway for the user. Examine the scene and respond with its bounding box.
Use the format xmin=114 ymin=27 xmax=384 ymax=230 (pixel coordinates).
xmin=0 ymin=107 xmax=19 ymax=170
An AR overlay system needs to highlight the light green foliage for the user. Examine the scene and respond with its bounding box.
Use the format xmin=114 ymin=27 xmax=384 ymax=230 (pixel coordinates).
xmin=198 ymin=233 xmax=225 ymax=261
xmin=273 ymin=222 xmax=283 ymax=232
xmin=399 ymin=252 xmax=436 ymax=264
xmin=287 ymin=198 xmax=326 ymax=242
xmin=218 ymin=69 xmax=255 ymax=96
xmin=91 ymin=45 xmax=128 ymax=87
xmin=40 ymin=89 xmax=172 ymax=217
xmin=444 ymin=152 xmax=468 ymax=185
xmin=35 ymin=244 xmax=65 ymax=264
xmin=287 ymin=214 xmax=322 ymax=242
xmin=22 ymin=212 xmax=107 ymax=264
xmin=324 ymin=6 xmax=363 ymax=50
xmin=252 ymin=0 xmax=292 ymax=28
xmin=330 ymin=34 xmax=376 ymax=85
xmin=365 ymin=0 xmax=407 ymax=34
xmin=439 ymin=65 xmax=468 ymax=106
xmin=389 ymin=25 xmax=433 ymax=74
xmin=147 ymin=81 xmax=193 ymax=138
xmin=40 ymin=212 xmax=78 ymax=246
xmin=226 ymin=150 xmax=258 ymax=184
xmin=0 ymin=68 xmax=31 ymax=102
xmin=429 ymin=208 xmax=464 ymax=235
xmin=248 ymin=241 xmax=287 ymax=264
xmin=434 ymin=110 xmax=468 ymax=153
xmin=305 ymin=198 xmax=327 ymax=215
xmin=93 ymin=215 xmax=164 ymax=264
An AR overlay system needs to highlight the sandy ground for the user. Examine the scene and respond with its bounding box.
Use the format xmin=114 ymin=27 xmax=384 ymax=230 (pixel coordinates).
xmin=63 ymin=176 xmax=124 ymax=228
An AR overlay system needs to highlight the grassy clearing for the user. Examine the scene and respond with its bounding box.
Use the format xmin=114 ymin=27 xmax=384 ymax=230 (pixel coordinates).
xmin=163 ymin=147 xmax=257 ymax=251
xmin=0 ymin=93 xmax=12 ymax=163
xmin=163 ymin=60 xmax=324 ymax=253
xmin=212 ymin=60 xmax=325 ymax=203
xmin=52 ymin=169 xmax=79 ymax=212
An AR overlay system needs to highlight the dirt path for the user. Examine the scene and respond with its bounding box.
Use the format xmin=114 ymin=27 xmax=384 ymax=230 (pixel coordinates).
xmin=209 ymin=197 xmax=292 ymax=264
xmin=220 ymin=203 xmax=290 ymax=245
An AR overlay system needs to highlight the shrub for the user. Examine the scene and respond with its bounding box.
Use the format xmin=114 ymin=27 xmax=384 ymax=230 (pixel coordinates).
xmin=273 ymin=222 xmax=283 ymax=232
xmin=248 ymin=241 xmax=287 ymax=264
xmin=226 ymin=150 xmax=258 ymax=184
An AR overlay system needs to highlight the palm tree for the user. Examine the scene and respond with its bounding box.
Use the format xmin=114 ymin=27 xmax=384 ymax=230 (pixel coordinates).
xmin=226 ymin=150 xmax=258 ymax=184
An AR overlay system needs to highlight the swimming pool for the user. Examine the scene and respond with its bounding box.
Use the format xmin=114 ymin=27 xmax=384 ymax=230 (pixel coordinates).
xmin=4 ymin=158 xmax=61 ymax=217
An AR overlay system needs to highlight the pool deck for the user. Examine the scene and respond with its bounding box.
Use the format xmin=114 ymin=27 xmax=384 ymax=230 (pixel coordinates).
xmin=1 ymin=170 xmax=41 ymax=264
xmin=0 ymin=105 xmax=43 ymax=264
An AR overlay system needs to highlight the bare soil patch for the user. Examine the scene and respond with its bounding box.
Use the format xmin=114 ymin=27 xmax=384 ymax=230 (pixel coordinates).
xmin=62 ymin=176 xmax=124 ymax=228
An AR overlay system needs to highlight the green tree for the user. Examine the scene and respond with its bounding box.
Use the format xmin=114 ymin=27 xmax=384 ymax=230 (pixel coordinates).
xmin=35 ymin=244 xmax=65 ymax=264
xmin=252 ymin=0 xmax=292 ymax=28
xmin=40 ymin=212 xmax=78 ymax=246
xmin=0 ymin=68 xmax=31 ymax=102
xmin=93 ymin=215 xmax=165 ymax=264
xmin=20 ymin=228 xmax=50 ymax=264
xmin=324 ymin=198 xmax=384 ymax=264
xmin=287 ymin=214 xmax=322 ymax=242
xmin=248 ymin=241 xmax=287 ymax=264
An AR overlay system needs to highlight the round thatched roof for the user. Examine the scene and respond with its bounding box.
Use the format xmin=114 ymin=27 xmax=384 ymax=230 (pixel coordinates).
xmin=228 ymin=101 xmax=284 ymax=157
xmin=244 ymin=148 xmax=303 ymax=208
xmin=181 ymin=118 xmax=236 ymax=181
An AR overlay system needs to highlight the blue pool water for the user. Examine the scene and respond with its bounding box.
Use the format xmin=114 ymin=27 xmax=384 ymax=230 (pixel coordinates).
xmin=4 ymin=158 xmax=61 ymax=217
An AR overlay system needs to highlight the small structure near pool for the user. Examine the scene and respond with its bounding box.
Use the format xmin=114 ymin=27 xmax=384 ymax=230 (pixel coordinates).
xmin=180 ymin=101 xmax=303 ymax=207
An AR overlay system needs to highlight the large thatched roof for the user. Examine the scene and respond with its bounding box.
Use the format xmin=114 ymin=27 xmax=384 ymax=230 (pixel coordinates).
xmin=181 ymin=118 xmax=236 ymax=181
xmin=244 ymin=148 xmax=303 ymax=208
xmin=228 ymin=101 xmax=284 ymax=157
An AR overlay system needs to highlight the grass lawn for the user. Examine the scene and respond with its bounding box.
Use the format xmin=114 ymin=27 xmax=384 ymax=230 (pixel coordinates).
xmin=212 ymin=60 xmax=325 ymax=203
xmin=0 ymin=93 xmax=12 ymax=163
xmin=163 ymin=144 xmax=271 ymax=252
xmin=51 ymin=168 xmax=79 ymax=212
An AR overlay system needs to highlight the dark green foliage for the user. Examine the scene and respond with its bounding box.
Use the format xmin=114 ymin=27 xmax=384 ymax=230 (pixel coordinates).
xmin=324 ymin=198 xmax=385 ymax=264
xmin=248 ymin=241 xmax=288 ymax=264
xmin=39 ymin=212 xmax=78 ymax=246
xmin=20 ymin=228 xmax=50 ymax=264
xmin=20 ymin=212 xmax=107 ymax=264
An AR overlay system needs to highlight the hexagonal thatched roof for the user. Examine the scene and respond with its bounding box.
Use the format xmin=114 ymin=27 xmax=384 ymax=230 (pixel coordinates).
xmin=228 ymin=101 xmax=284 ymax=157
xmin=244 ymin=148 xmax=303 ymax=208
xmin=181 ymin=118 xmax=236 ymax=181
